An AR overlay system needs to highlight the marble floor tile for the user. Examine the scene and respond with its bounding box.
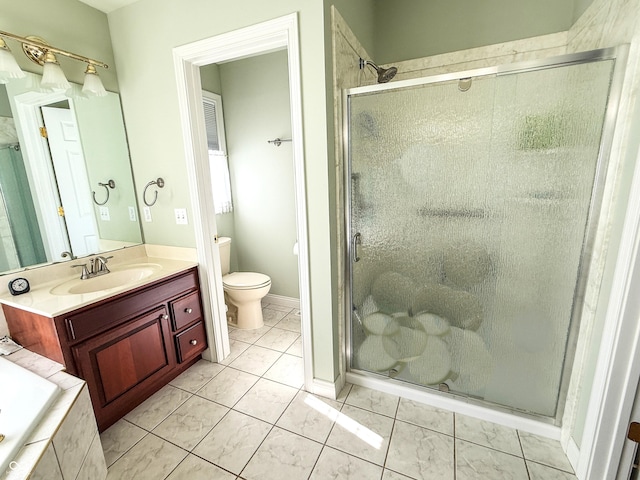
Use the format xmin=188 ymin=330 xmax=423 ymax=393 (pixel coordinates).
xmin=264 ymin=303 xmax=296 ymax=312
xmin=152 ymin=395 xmax=229 ymax=450
xmin=386 ymin=420 xmax=454 ymax=480
xmin=527 ymin=460 xmax=578 ymax=480
xmin=286 ymin=336 xmax=303 ymax=357
xmin=218 ymin=338 xmax=251 ymax=365
xmin=234 ymin=378 xmax=297 ymax=423
xmin=309 ymin=446 xmax=383 ymax=480
xmin=255 ymin=327 xmax=300 ymax=351
xmin=193 ymin=410 xmax=272 ymax=474
xmin=519 ymin=431 xmax=574 ymax=473
xmin=276 ymin=390 xmax=342 ymax=443
xmin=106 ymin=434 xmax=187 ymax=480
xmin=165 ymin=454 xmax=236 ymax=480
xmin=396 ymin=398 xmax=454 ymax=436
xmin=228 ymin=324 xmax=272 ymax=344
xmin=336 ymin=383 xmax=353 ymax=403
xmin=100 ymin=420 xmax=147 ymax=467
xmin=263 ymin=353 xmax=304 ymax=388
xmin=169 ymin=359 xmax=225 ymax=392
xmin=345 ymin=385 xmax=400 ymax=418
xmin=229 ymin=344 xmax=282 ymax=376
xmin=262 ymin=307 xmax=290 ymax=325
xmin=241 ymin=427 xmax=323 ymax=480
xmin=382 ymin=469 xmax=414 ymax=480
xmin=456 ymin=439 xmax=528 ymax=480
xmin=455 ymin=414 xmax=522 ymax=457
xmin=326 ymin=404 xmax=394 ymax=466
xmin=76 ymin=432 xmax=107 ymax=480
xmin=196 ymin=366 xmax=259 ymax=407
xmin=124 ymin=385 xmax=192 ymax=431
xmin=275 ymin=313 xmax=302 ymax=333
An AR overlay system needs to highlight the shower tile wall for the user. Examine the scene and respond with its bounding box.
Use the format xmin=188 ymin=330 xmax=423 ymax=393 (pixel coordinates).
xmin=562 ymin=0 xmax=640 ymax=450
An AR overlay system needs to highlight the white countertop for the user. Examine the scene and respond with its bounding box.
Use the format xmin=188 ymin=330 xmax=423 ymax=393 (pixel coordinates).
xmin=0 ymin=249 xmax=198 ymax=318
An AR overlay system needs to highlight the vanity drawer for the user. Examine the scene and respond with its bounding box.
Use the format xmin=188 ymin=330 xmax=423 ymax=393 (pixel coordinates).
xmin=64 ymin=269 xmax=200 ymax=343
xmin=170 ymin=291 xmax=202 ymax=331
xmin=175 ymin=321 xmax=206 ymax=363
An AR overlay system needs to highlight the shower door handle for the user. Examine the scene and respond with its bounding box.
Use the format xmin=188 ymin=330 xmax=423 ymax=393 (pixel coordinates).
xmin=352 ymin=232 xmax=361 ymax=262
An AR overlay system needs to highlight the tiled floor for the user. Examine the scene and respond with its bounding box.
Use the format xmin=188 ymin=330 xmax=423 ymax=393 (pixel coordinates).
xmin=101 ymin=303 xmax=577 ymax=480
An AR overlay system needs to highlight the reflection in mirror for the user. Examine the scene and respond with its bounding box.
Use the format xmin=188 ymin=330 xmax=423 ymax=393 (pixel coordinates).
xmin=0 ymin=72 xmax=143 ymax=275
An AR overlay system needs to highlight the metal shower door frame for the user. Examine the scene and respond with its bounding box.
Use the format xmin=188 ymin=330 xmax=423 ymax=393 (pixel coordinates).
xmin=342 ymin=44 xmax=629 ymax=424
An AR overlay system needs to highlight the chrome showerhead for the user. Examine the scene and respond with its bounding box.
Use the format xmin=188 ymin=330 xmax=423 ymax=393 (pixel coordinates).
xmin=359 ymin=58 xmax=398 ymax=83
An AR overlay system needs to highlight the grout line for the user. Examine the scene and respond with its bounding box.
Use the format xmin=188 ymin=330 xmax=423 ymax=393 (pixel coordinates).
xmin=516 ymin=430 xmax=533 ymax=479
xmin=453 ymin=413 xmax=457 ymax=480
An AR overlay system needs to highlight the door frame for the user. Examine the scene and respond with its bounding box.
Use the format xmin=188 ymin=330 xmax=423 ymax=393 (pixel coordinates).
xmin=172 ymin=14 xmax=313 ymax=387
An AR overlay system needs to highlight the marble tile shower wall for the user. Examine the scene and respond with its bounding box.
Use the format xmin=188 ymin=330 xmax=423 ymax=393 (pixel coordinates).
xmin=560 ymin=0 xmax=640 ymax=452
xmin=331 ymin=7 xmax=374 ymax=389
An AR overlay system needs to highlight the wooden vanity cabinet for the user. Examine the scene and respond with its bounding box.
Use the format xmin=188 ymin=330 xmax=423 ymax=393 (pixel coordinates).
xmin=3 ymin=267 xmax=207 ymax=431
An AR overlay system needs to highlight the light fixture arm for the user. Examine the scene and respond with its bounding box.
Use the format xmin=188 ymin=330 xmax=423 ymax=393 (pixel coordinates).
xmin=0 ymin=29 xmax=108 ymax=69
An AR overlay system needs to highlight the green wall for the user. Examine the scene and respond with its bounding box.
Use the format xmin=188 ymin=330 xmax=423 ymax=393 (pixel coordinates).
xmin=373 ymin=0 xmax=577 ymax=63
xmin=219 ymin=51 xmax=300 ymax=299
xmin=0 ymin=87 xmax=11 ymax=117
xmin=201 ymin=64 xmax=223 ymax=95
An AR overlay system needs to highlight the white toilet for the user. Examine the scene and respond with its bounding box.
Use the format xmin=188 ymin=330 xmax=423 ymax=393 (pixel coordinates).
xmin=219 ymin=237 xmax=271 ymax=329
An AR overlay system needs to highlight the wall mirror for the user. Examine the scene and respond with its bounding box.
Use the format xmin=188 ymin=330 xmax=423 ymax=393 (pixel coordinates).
xmin=0 ymin=72 xmax=143 ymax=274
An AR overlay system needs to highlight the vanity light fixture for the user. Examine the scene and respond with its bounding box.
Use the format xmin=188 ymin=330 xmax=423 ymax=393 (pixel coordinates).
xmin=0 ymin=38 xmax=25 ymax=84
xmin=0 ymin=30 xmax=108 ymax=96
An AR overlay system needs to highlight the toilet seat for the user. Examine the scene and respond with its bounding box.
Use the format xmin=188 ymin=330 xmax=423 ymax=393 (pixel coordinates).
xmin=223 ymin=272 xmax=271 ymax=290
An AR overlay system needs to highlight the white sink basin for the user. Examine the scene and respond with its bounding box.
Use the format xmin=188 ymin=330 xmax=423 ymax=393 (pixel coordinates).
xmin=50 ymin=263 xmax=162 ymax=295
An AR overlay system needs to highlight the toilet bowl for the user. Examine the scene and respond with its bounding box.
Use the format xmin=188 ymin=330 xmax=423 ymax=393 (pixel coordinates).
xmin=218 ymin=237 xmax=271 ymax=329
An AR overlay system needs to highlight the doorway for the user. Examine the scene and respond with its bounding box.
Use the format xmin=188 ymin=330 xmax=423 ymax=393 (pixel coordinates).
xmin=173 ymin=14 xmax=312 ymax=387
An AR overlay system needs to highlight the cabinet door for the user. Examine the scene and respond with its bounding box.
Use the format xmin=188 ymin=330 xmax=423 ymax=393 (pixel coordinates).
xmin=73 ymin=307 xmax=176 ymax=428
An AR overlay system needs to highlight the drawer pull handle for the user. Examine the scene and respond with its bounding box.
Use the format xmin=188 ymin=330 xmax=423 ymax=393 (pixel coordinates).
xmin=190 ymin=339 xmax=198 ymax=346
xmin=185 ymin=308 xmax=193 ymax=314
xmin=161 ymin=314 xmax=169 ymax=321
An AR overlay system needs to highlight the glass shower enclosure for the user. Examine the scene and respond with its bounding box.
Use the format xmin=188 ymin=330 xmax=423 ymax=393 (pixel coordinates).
xmin=345 ymin=48 xmax=623 ymax=420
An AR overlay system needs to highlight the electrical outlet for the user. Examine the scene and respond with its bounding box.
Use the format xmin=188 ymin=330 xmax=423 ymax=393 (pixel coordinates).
xmin=99 ymin=206 xmax=110 ymax=221
xmin=143 ymin=206 xmax=152 ymax=222
xmin=174 ymin=208 xmax=188 ymax=225
xmin=128 ymin=206 xmax=137 ymax=222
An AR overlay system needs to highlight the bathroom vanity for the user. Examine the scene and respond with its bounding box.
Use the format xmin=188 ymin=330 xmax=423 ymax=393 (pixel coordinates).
xmin=1 ymin=255 xmax=207 ymax=431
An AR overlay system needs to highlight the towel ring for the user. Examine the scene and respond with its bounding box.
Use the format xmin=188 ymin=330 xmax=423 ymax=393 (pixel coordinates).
xmin=143 ymin=177 xmax=165 ymax=207
xmin=92 ymin=179 xmax=116 ymax=206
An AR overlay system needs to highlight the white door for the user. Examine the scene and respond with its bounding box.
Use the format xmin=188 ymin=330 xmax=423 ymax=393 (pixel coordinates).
xmin=42 ymin=106 xmax=99 ymax=257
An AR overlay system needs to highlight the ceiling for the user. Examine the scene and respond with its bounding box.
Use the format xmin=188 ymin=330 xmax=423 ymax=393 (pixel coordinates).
xmin=77 ymin=0 xmax=139 ymax=13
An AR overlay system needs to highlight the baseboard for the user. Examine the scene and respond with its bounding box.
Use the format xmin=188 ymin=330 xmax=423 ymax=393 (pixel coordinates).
xmin=566 ymin=437 xmax=580 ymax=476
xmin=308 ymin=374 xmax=344 ymax=400
xmin=264 ymin=294 xmax=300 ymax=310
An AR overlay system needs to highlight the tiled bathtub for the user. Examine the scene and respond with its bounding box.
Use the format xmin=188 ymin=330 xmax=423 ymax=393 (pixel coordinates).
xmin=0 ymin=349 xmax=107 ymax=480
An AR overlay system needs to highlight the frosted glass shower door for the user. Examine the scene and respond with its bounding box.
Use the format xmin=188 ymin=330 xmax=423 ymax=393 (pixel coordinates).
xmin=347 ymin=58 xmax=615 ymax=418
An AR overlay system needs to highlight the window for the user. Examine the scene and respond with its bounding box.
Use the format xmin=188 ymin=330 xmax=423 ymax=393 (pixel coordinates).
xmin=203 ymin=91 xmax=232 ymax=214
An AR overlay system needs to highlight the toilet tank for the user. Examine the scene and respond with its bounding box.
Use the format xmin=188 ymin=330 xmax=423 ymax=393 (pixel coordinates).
xmin=218 ymin=237 xmax=231 ymax=275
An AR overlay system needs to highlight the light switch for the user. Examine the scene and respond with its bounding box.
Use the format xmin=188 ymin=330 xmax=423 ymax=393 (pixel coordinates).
xmin=174 ymin=208 xmax=188 ymax=225
xmin=143 ymin=206 xmax=152 ymax=222
xmin=128 ymin=206 xmax=137 ymax=222
xmin=99 ymin=206 xmax=110 ymax=221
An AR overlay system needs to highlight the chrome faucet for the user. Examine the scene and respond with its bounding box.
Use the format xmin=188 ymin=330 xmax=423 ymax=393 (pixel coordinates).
xmin=93 ymin=256 xmax=112 ymax=275
xmin=72 ymin=256 xmax=113 ymax=280
xmin=71 ymin=264 xmax=91 ymax=280
xmin=61 ymin=251 xmax=77 ymax=260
